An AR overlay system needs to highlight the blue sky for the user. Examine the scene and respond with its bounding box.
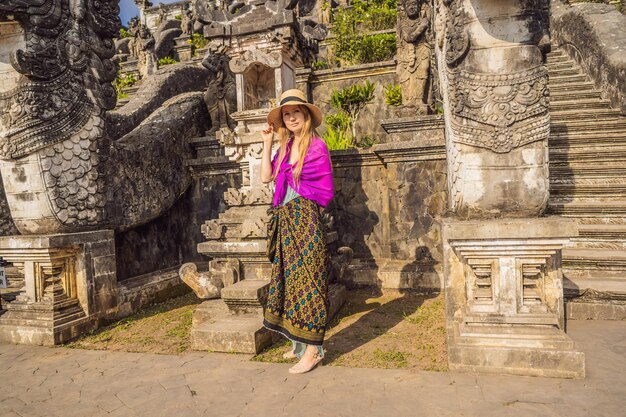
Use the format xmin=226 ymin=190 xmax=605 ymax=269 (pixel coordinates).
xmin=119 ymin=0 xmax=182 ymax=26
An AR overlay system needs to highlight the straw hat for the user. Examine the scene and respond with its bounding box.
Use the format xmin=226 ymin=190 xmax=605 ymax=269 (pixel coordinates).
xmin=267 ymin=89 xmax=323 ymax=129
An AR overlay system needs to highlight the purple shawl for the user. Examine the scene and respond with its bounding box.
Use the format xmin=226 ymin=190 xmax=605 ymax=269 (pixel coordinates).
xmin=272 ymin=137 xmax=334 ymax=208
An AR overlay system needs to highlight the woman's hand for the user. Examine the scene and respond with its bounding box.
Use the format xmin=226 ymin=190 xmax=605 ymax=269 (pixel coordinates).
xmin=261 ymin=124 xmax=274 ymax=145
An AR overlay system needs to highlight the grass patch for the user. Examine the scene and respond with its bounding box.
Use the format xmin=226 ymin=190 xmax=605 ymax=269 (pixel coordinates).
xmin=253 ymin=289 xmax=448 ymax=371
xmin=65 ymin=291 xmax=200 ymax=354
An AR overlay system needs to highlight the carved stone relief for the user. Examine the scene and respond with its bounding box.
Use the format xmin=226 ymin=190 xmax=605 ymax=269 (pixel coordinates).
xmin=435 ymin=0 xmax=551 ymax=218
xmin=396 ymin=0 xmax=433 ymax=109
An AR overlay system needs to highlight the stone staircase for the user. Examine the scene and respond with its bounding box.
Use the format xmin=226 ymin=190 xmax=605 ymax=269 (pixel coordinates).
xmin=547 ymin=46 xmax=626 ymax=319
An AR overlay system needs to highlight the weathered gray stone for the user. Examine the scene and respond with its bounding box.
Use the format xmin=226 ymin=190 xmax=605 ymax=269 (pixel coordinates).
xmin=434 ymin=0 xmax=551 ymax=218
xmin=443 ymin=218 xmax=585 ymax=378
xmin=0 ymin=231 xmax=117 ymax=345
xmin=179 ymin=263 xmax=224 ymax=299
xmin=551 ymin=0 xmax=626 ymax=114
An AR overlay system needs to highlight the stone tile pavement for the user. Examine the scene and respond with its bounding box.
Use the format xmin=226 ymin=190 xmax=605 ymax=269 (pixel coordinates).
xmin=0 ymin=320 xmax=624 ymax=417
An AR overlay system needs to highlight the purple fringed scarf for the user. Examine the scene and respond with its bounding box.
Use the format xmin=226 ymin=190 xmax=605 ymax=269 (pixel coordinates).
xmin=272 ymin=137 xmax=334 ymax=208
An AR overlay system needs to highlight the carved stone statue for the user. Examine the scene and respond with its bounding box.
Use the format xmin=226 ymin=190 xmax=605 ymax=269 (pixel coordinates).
xmin=435 ymin=0 xmax=551 ymax=218
xmin=128 ymin=18 xmax=158 ymax=78
xmin=0 ymin=0 xmax=210 ymax=235
xmin=202 ymin=52 xmax=237 ymax=133
xmin=157 ymin=3 xmax=168 ymax=26
xmin=397 ymin=0 xmax=432 ymax=110
xmin=182 ymin=7 xmax=195 ymax=36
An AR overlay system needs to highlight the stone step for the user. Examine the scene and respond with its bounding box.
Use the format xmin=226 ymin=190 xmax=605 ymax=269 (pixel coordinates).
xmin=548 ymin=58 xmax=575 ymax=68
xmin=457 ymin=324 xmax=574 ymax=350
xmin=550 ymin=89 xmax=603 ymax=101
xmin=549 ymin=73 xmax=590 ymax=85
xmin=221 ymin=279 xmax=269 ymax=313
xmin=563 ymin=277 xmax=626 ymax=299
xmin=550 ymin=129 xmax=626 ymax=146
xmin=550 ymin=164 xmax=626 ymax=179
xmin=562 ymin=249 xmax=626 ymax=280
xmin=548 ymin=201 xmax=626 ymax=217
xmin=549 ymin=80 xmax=596 ymax=93
xmin=548 ymin=67 xmax=582 ymax=77
xmin=577 ymin=224 xmax=626 ymax=240
xmin=550 ymin=108 xmax=622 ymax=121
xmin=549 ymin=98 xmax=612 ymax=113
xmin=191 ymin=310 xmax=273 ymax=354
xmin=549 ymin=145 xmax=626 ymax=162
xmin=551 ymin=117 xmax=626 ymax=133
xmin=547 ymin=50 xmax=567 ymax=61
xmin=549 ymin=182 xmax=626 ymax=198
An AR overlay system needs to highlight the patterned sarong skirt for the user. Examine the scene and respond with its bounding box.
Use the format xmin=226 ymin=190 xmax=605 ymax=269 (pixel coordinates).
xmin=263 ymin=197 xmax=330 ymax=346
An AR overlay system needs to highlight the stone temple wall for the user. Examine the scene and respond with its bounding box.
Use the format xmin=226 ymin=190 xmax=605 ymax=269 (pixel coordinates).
xmin=115 ymin=172 xmax=240 ymax=281
xmin=552 ymin=0 xmax=626 ymax=114
xmin=298 ymin=62 xmax=401 ymax=143
xmin=328 ymin=144 xmax=447 ymax=290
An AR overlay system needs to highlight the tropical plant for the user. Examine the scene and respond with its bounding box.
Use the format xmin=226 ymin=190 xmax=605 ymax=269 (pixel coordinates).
xmin=328 ymin=0 xmax=397 ymax=65
xmin=157 ymin=56 xmax=178 ymax=66
xmin=323 ymin=125 xmax=353 ymax=150
xmin=113 ymin=73 xmax=138 ymax=99
xmin=311 ymin=59 xmax=331 ymax=70
xmin=329 ymin=80 xmax=376 ymax=142
xmin=119 ymin=27 xmax=130 ymax=39
xmin=188 ymin=33 xmax=209 ymax=56
xmin=384 ymin=84 xmax=402 ymax=107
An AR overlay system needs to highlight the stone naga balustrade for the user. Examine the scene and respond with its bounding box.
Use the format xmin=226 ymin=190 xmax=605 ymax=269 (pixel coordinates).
xmin=435 ymin=0 xmax=551 ymax=219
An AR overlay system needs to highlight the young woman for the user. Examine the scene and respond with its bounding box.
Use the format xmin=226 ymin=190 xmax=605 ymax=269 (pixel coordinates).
xmin=260 ymin=89 xmax=334 ymax=374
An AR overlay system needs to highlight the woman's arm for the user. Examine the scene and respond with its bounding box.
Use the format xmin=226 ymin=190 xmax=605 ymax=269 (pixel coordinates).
xmin=260 ymin=124 xmax=274 ymax=184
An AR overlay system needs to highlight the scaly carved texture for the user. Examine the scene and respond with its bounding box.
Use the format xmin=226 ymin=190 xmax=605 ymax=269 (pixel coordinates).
xmin=0 ymin=0 xmax=119 ymax=159
xmin=38 ymin=111 xmax=106 ymax=227
xmin=108 ymin=92 xmax=208 ymax=231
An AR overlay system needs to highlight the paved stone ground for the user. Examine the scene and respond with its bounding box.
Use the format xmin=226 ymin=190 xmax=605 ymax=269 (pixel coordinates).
xmin=0 ymin=320 xmax=624 ymax=417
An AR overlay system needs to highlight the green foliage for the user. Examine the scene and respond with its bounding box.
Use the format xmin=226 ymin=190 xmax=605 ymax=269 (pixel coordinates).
xmin=325 ymin=111 xmax=351 ymax=132
xmin=312 ymin=59 xmax=331 ymax=70
xmin=323 ymin=125 xmax=353 ymax=150
xmin=157 ymin=56 xmax=178 ymax=66
xmin=329 ymin=0 xmax=397 ymax=65
xmin=323 ymin=111 xmax=352 ymax=150
xmin=113 ymin=73 xmax=137 ymax=99
xmin=325 ymin=80 xmax=376 ymax=147
xmin=384 ymin=84 xmax=402 ymax=107
xmin=119 ymin=27 xmax=130 ymax=39
xmin=174 ymin=14 xmax=182 ymax=20
xmin=188 ymin=33 xmax=209 ymax=57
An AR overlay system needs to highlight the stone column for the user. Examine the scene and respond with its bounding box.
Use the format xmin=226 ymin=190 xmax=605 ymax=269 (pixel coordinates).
xmin=435 ymin=0 xmax=585 ymax=378
xmin=435 ymin=0 xmax=551 ymax=218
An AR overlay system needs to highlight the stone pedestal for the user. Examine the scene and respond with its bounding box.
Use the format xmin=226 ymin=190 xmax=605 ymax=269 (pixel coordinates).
xmin=191 ymin=279 xmax=272 ymax=354
xmin=443 ymin=218 xmax=585 ymax=378
xmin=0 ymin=231 xmax=116 ymax=345
xmin=174 ymin=35 xmax=192 ymax=62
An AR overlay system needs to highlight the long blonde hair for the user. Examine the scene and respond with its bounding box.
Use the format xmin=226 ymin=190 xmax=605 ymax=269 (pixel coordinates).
xmin=272 ymin=105 xmax=319 ymax=185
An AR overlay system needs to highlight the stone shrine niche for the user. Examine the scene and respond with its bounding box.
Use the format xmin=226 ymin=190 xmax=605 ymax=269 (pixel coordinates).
xmin=243 ymin=63 xmax=276 ymax=110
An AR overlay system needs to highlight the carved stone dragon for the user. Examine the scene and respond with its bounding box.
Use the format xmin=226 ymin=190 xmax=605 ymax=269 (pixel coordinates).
xmin=0 ymin=0 xmax=211 ymax=235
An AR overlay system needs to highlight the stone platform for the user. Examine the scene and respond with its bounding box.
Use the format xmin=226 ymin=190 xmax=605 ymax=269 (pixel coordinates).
xmin=192 ymin=282 xmax=347 ymax=354
xmin=0 ymin=319 xmax=624 ymax=417
xmin=443 ymin=218 xmax=586 ymax=378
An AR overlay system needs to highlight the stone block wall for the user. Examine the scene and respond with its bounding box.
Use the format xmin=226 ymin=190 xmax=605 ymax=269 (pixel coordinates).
xmin=551 ymin=0 xmax=626 ymax=114
xmin=327 ymin=141 xmax=448 ymax=290
xmin=115 ymin=173 xmax=240 ymax=281
xmin=298 ymin=62 xmax=401 ymax=142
